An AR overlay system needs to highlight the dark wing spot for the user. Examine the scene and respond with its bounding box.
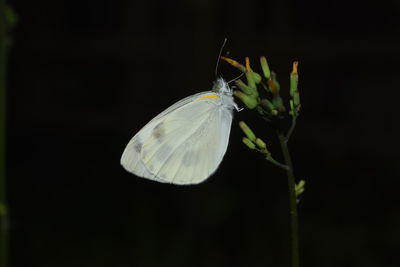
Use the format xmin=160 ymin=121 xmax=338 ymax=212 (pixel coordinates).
xmin=134 ymin=140 xmax=142 ymax=153
xmin=152 ymin=123 xmax=165 ymax=141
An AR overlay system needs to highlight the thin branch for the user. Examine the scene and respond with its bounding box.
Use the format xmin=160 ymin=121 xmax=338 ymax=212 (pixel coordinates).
xmin=265 ymin=154 xmax=289 ymax=171
xmin=278 ymin=132 xmax=300 ymax=267
xmin=285 ymin=116 xmax=297 ymax=142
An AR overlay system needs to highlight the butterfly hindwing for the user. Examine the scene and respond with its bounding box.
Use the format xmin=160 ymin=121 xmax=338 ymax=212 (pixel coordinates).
xmin=141 ymin=97 xmax=232 ymax=184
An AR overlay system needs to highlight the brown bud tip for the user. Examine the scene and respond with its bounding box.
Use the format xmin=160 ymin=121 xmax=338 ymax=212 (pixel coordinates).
xmin=221 ymin=56 xmax=246 ymax=72
xmin=220 ymin=56 xmax=238 ymax=67
xmin=245 ymin=57 xmax=251 ymax=72
xmin=293 ymin=61 xmax=299 ymax=74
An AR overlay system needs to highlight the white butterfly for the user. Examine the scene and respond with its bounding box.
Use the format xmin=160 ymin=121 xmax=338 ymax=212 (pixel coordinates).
xmin=120 ymin=78 xmax=239 ymax=185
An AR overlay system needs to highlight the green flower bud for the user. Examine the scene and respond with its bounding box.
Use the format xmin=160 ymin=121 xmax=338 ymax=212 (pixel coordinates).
xmin=295 ymin=180 xmax=306 ymax=197
xmin=253 ymin=72 xmax=262 ymax=84
xmin=297 ymin=187 xmax=304 ymax=195
xmin=242 ymin=137 xmax=256 ymax=150
xmin=239 ymin=121 xmax=256 ymax=142
xmin=220 ymin=56 xmax=246 ymax=72
xmin=235 ymin=79 xmax=255 ymax=97
xmin=289 ymin=100 xmax=295 ymax=116
xmin=245 ymin=57 xmax=256 ymax=91
xmin=293 ymin=92 xmax=300 ymax=107
xmin=267 ymin=72 xmax=280 ymax=95
xmin=234 ymin=90 xmax=258 ymax=109
xmin=290 ymin=61 xmax=299 ymax=97
xmin=272 ymin=95 xmax=285 ymax=113
xmin=260 ymin=98 xmax=278 ymax=115
xmin=260 ymin=56 xmax=271 ymax=79
xmin=255 ymin=138 xmax=267 ymax=149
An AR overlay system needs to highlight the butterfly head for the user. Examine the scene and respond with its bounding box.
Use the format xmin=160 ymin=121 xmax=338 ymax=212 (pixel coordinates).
xmin=212 ymin=77 xmax=232 ymax=95
xmin=212 ymin=77 xmax=240 ymax=111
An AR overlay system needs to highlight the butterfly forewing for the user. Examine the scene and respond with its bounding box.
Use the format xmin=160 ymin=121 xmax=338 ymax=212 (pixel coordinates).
xmin=120 ymin=92 xmax=210 ymax=178
xmin=121 ymin=80 xmax=235 ymax=185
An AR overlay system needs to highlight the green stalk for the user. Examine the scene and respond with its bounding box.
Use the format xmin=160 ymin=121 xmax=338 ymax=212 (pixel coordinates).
xmin=278 ymin=132 xmax=299 ymax=267
xmin=0 ymin=1 xmax=9 ymax=267
xmin=285 ymin=117 xmax=297 ymax=142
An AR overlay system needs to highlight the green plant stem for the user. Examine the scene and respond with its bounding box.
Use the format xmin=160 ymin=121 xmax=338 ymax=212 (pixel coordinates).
xmin=278 ymin=132 xmax=300 ymax=267
xmin=285 ymin=116 xmax=297 ymax=142
xmin=0 ymin=2 xmax=8 ymax=267
xmin=265 ymin=154 xmax=289 ymax=171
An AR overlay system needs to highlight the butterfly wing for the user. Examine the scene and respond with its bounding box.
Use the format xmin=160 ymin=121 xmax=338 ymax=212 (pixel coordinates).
xmin=120 ymin=92 xmax=209 ymax=181
xmin=121 ymin=92 xmax=233 ymax=184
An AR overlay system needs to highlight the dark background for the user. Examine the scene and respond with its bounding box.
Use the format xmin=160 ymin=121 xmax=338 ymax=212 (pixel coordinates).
xmin=6 ymin=0 xmax=400 ymax=266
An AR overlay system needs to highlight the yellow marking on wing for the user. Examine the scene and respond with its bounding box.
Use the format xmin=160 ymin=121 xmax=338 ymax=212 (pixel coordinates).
xmin=195 ymin=94 xmax=220 ymax=101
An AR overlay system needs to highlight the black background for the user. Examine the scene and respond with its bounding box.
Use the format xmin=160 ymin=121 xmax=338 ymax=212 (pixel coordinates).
xmin=7 ymin=0 xmax=400 ymax=266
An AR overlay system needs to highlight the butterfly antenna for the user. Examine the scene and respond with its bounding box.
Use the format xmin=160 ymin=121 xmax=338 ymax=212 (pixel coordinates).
xmin=227 ymin=72 xmax=244 ymax=84
xmin=215 ymin=38 xmax=228 ymax=78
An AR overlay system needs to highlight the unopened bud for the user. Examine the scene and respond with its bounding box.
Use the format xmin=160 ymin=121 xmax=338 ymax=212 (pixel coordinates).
xmin=239 ymin=121 xmax=256 ymax=142
xmin=245 ymin=57 xmax=256 ymax=90
xmin=234 ymin=90 xmax=258 ymax=109
xmin=260 ymin=56 xmax=271 ymax=79
xmin=267 ymin=72 xmax=280 ymax=96
xmin=272 ymin=95 xmax=285 ymax=113
xmin=242 ymin=137 xmax=256 ymax=150
xmin=220 ymin=56 xmax=246 ymax=72
xmin=255 ymin=138 xmax=267 ymax=149
xmin=235 ymin=79 xmax=257 ymax=98
xmin=295 ymin=180 xmax=306 ymax=197
xmin=290 ymin=61 xmax=299 ymax=97
xmin=260 ymin=98 xmax=278 ymax=115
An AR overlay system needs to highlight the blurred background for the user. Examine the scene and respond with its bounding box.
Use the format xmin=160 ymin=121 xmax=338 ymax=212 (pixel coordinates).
xmin=4 ymin=0 xmax=400 ymax=266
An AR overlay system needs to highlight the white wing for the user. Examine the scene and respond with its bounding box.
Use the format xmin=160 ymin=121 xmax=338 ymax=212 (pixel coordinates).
xmin=120 ymin=92 xmax=209 ymax=181
xmin=121 ymin=92 xmax=233 ymax=185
